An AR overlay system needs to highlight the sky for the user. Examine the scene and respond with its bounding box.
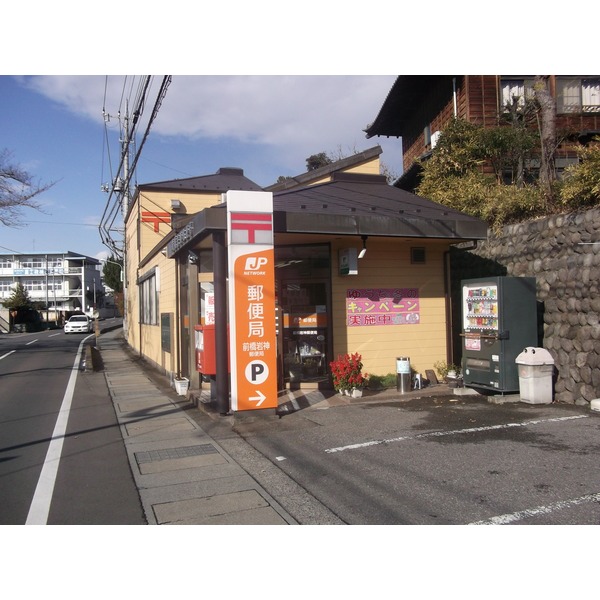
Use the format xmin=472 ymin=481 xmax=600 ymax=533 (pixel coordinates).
xmin=0 ymin=74 xmax=403 ymax=260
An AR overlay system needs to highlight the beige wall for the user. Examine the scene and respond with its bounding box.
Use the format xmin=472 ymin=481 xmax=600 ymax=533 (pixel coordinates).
xmin=125 ymin=190 xmax=221 ymax=379
xmin=292 ymin=155 xmax=381 ymax=188
xmin=330 ymin=237 xmax=450 ymax=379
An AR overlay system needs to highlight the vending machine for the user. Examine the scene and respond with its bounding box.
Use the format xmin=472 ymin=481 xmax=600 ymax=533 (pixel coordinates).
xmin=461 ymin=276 xmax=537 ymax=393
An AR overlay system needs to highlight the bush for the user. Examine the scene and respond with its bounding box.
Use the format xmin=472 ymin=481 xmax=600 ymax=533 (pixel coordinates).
xmin=366 ymin=373 xmax=397 ymax=390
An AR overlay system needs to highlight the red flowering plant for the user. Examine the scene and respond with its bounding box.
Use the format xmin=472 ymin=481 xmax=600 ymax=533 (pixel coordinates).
xmin=329 ymin=352 xmax=368 ymax=393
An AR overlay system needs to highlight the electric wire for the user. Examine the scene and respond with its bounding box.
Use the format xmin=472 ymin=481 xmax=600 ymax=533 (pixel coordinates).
xmin=104 ymin=76 xmax=171 ymax=236
xmin=99 ymin=76 xmax=171 ymax=257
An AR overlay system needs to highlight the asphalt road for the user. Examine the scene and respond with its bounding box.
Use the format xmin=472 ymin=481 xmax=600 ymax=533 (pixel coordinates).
xmin=0 ymin=319 xmax=145 ymax=525
xmin=214 ymin=393 xmax=600 ymax=525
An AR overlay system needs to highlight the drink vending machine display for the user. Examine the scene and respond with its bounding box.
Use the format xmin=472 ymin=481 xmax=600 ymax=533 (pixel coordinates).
xmin=461 ymin=276 xmax=537 ymax=393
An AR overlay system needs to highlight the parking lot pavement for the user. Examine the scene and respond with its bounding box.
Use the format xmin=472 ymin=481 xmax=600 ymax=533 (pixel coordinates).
xmin=212 ymin=384 xmax=600 ymax=525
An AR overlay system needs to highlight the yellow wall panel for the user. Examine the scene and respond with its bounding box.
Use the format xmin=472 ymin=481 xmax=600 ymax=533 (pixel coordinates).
xmin=331 ymin=238 xmax=450 ymax=379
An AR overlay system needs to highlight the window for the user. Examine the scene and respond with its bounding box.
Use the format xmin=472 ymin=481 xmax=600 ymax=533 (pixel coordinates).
xmin=500 ymin=78 xmax=535 ymax=110
xmin=139 ymin=268 xmax=159 ymax=325
xmin=0 ymin=259 xmax=12 ymax=268
xmin=47 ymin=258 xmax=63 ymax=268
xmin=23 ymin=279 xmax=44 ymax=291
xmin=0 ymin=281 xmax=15 ymax=292
xmin=21 ymin=258 xmax=44 ymax=269
xmin=48 ymin=279 xmax=63 ymax=291
xmin=557 ymin=78 xmax=600 ymax=114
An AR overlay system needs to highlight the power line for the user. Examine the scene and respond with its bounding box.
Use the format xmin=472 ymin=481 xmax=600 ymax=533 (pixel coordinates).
xmin=99 ymin=76 xmax=172 ymax=257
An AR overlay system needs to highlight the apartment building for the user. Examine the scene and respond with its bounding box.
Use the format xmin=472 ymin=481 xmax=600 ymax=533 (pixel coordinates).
xmin=0 ymin=250 xmax=104 ymax=323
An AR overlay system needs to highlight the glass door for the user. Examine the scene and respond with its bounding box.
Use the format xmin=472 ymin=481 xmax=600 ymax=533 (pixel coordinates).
xmin=275 ymin=244 xmax=331 ymax=387
xmin=281 ymin=281 xmax=329 ymax=385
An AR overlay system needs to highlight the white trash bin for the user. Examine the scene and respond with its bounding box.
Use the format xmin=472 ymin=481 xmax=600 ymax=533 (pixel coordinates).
xmin=515 ymin=347 xmax=555 ymax=404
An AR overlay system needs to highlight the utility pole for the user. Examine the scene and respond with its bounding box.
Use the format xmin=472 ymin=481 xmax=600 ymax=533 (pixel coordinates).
xmin=121 ymin=102 xmax=131 ymax=221
xmin=119 ymin=103 xmax=131 ymax=337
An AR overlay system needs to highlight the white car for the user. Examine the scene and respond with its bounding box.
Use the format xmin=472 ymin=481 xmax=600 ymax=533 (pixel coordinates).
xmin=64 ymin=314 xmax=94 ymax=334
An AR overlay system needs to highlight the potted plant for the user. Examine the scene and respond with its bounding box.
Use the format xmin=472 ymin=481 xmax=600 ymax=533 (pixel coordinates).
xmin=329 ymin=352 xmax=368 ymax=396
xmin=433 ymin=360 xmax=462 ymax=386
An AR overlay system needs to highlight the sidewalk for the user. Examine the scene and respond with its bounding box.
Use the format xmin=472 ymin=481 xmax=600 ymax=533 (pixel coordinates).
xmin=96 ymin=328 xmax=302 ymax=525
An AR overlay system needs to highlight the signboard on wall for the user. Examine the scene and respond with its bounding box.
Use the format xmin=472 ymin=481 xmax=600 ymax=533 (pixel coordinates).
xmin=204 ymin=292 xmax=215 ymax=325
xmin=226 ymin=191 xmax=278 ymax=412
xmin=346 ymin=288 xmax=420 ymax=326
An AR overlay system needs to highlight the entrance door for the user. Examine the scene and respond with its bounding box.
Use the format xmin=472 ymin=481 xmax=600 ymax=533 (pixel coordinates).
xmin=280 ymin=280 xmax=330 ymax=386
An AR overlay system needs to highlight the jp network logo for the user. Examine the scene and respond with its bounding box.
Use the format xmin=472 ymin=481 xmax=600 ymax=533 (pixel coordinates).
xmin=244 ymin=256 xmax=268 ymax=272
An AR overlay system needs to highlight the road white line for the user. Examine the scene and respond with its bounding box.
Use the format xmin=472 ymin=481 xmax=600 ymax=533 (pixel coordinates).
xmin=0 ymin=350 xmax=16 ymax=361
xmin=26 ymin=339 xmax=39 ymax=345
xmin=48 ymin=333 xmax=62 ymax=338
xmin=25 ymin=335 xmax=92 ymax=525
xmin=469 ymin=492 xmax=600 ymax=525
xmin=324 ymin=415 xmax=589 ymax=454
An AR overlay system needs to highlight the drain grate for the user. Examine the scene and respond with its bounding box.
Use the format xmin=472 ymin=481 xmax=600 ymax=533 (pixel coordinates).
xmin=135 ymin=444 xmax=218 ymax=465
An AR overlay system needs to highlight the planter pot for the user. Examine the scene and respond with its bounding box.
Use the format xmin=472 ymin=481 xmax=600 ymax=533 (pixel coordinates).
xmin=174 ymin=377 xmax=189 ymax=396
xmin=351 ymin=388 xmax=363 ymax=398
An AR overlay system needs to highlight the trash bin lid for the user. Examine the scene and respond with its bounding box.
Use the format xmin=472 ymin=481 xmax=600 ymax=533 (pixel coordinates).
xmin=515 ymin=347 xmax=555 ymax=365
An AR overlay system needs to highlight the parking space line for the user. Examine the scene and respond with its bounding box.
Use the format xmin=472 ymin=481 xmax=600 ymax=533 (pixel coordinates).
xmin=324 ymin=415 xmax=589 ymax=454
xmin=469 ymin=492 xmax=600 ymax=525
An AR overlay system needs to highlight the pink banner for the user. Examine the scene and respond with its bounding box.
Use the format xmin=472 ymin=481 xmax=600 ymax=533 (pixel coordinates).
xmin=346 ymin=288 xmax=420 ymax=327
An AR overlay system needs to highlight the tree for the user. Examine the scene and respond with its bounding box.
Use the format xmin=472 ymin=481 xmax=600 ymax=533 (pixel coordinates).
xmin=1 ymin=282 xmax=44 ymax=330
xmin=305 ymin=152 xmax=332 ymax=171
xmin=533 ymin=76 xmax=558 ymax=207
xmin=559 ymin=138 xmax=600 ymax=208
xmin=102 ymin=256 xmax=123 ymax=293
xmin=0 ymin=149 xmax=55 ymax=227
xmin=416 ymin=118 xmax=544 ymax=231
xmin=1 ymin=282 xmax=34 ymax=312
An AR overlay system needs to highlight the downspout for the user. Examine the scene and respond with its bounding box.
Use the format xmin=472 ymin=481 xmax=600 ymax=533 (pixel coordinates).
xmin=175 ymin=258 xmax=181 ymax=378
xmin=443 ymin=249 xmax=454 ymax=367
xmin=213 ymin=231 xmax=230 ymax=415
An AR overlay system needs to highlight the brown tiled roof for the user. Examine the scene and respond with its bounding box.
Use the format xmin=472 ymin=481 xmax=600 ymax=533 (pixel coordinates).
xmin=138 ymin=167 xmax=263 ymax=193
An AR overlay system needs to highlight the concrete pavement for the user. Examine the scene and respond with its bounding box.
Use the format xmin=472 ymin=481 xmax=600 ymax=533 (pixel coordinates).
xmin=96 ymin=328 xmax=302 ymax=524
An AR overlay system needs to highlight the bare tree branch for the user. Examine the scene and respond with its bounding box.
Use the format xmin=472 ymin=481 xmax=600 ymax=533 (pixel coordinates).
xmin=0 ymin=149 xmax=55 ymax=227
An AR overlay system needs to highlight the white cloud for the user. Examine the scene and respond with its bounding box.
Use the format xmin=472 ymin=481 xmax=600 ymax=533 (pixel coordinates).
xmin=25 ymin=74 xmax=398 ymax=170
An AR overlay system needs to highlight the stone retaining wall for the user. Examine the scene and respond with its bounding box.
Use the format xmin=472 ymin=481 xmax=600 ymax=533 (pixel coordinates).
xmin=451 ymin=206 xmax=600 ymax=405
